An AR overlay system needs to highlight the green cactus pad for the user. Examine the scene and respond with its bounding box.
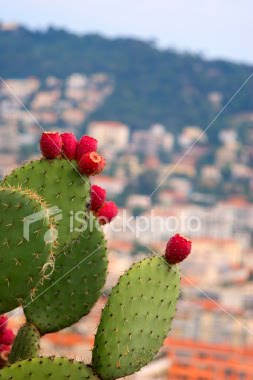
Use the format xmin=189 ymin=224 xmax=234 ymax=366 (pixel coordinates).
xmin=24 ymin=212 xmax=108 ymax=334
xmin=9 ymin=323 xmax=41 ymax=364
xmin=4 ymin=159 xmax=90 ymax=252
xmin=0 ymin=357 xmax=99 ymax=380
xmin=92 ymin=256 xmax=180 ymax=380
xmin=0 ymin=187 xmax=55 ymax=314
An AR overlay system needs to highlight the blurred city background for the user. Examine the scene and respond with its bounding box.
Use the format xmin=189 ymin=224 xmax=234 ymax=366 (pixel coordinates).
xmin=1 ymin=1 xmax=253 ymax=378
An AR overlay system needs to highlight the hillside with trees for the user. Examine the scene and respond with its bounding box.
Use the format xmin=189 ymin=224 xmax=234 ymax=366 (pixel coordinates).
xmin=0 ymin=25 xmax=253 ymax=136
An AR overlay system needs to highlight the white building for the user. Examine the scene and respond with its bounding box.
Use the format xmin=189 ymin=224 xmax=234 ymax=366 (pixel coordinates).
xmin=66 ymin=73 xmax=88 ymax=89
xmin=88 ymin=121 xmax=130 ymax=151
xmin=92 ymin=176 xmax=126 ymax=197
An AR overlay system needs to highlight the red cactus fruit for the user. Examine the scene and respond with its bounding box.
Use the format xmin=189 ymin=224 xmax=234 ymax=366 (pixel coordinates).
xmin=97 ymin=201 xmax=118 ymax=225
xmin=0 ymin=316 xmax=8 ymax=333
xmin=78 ymin=152 xmax=106 ymax=176
xmin=0 ymin=329 xmax=15 ymax=346
xmin=0 ymin=344 xmax=11 ymax=368
xmin=40 ymin=132 xmax=63 ymax=159
xmin=76 ymin=135 xmax=98 ymax=162
xmin=0 ymin=345 xmax=10 ymax=354
xmin=90 ymin=185 xmax=106 ymax=211
xmin=165 ymin=234 xmax=192 ymax=264
xmin=61 ymin=132 xmax=78 ymax=160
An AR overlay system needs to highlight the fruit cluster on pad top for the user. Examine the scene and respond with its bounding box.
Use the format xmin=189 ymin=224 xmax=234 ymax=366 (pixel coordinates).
xmin=40 ymin=131 xmax=118 ymax=224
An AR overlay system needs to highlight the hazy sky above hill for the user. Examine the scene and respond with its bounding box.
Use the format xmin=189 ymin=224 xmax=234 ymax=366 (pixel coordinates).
xmin=2 ymin=0 xmax=252 ymax=64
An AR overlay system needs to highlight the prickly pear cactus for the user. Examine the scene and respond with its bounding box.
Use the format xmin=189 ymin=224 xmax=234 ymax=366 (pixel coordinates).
xmin=9 ymin=323 xmax=40 ymax=364
xmin=0 ymin=187 xmax=56 ymax=313
xmin=4 ymin=159 xmax=90 ymax=251
xmin=0 ymin=357 xmax=99 ymax=379
xmin=24 ymin=213 xmax=108 ymax=334
xmin=92 ymin=256 xmax=180 ymax=380
xmin=0 ymin=131 xmax=192 ymax=380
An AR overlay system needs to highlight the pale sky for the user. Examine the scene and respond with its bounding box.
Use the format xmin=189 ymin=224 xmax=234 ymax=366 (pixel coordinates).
xmin=2 ymin=0 xmax=253 ymax=64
